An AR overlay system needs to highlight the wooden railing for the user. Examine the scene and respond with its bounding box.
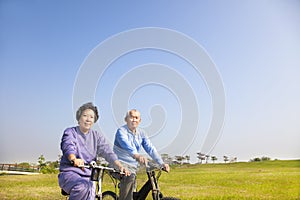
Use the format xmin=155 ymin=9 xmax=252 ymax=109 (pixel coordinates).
xmin=0 ymin=163 xmax=39 ymax=173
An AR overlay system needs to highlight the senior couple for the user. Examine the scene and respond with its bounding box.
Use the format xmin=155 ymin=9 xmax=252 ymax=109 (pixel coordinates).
xmin=58 ymin=102 xmax=170 ymax=200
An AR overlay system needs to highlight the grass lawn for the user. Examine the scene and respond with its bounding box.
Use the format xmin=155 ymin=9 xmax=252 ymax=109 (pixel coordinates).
xmin=0 ymin=160 xmax=299 ymax=199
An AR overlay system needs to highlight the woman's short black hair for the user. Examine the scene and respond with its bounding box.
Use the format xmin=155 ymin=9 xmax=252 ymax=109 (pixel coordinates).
xmin=76 ymin=102 xmax=99 ymax=122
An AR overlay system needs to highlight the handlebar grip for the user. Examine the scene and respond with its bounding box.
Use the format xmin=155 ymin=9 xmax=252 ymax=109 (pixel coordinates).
xmin=78 ymin=164 xmax=89 ymax=168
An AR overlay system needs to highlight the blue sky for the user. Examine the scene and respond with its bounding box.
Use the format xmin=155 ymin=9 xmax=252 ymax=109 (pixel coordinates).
xmin=1 ymin=1 xmax=299 ymax=164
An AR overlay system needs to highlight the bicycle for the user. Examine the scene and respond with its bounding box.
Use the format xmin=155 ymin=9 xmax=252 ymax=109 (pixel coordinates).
xmin=61 ymin=161 xmax=180 ymax=200
xmin=136 ymin=163 xmax=180 ymax=200
xmin=103 ymin=162 xmax=180 ymax=200
xmin=61 ymin=161 xmax=123 ymax=200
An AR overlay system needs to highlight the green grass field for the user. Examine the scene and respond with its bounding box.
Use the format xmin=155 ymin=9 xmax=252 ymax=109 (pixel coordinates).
xmin=0 ymin=160 xmax=299 ymax=199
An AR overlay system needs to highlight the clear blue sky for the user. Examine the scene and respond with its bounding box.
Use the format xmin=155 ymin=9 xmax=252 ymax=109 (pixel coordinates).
xmin=1 ymin=1 xmax=299 ymax=164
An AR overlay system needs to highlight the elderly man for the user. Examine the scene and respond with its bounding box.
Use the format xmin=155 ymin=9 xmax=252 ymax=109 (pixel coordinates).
xmin=113 ymin=109 xmax=170 ymax=200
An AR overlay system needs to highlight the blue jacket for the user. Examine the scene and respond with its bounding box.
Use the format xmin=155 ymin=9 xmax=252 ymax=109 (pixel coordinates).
xmin=113 ymin=125 xmax=163 ymax=171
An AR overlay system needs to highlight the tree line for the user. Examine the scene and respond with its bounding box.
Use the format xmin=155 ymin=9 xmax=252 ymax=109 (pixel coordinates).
xmin=161 ymin=152 xmax=238 ymax=164
xmin=6 ymin=154 xmax=272 ymax=174
xmin=162 ymin=153 xmax=271 ymax=164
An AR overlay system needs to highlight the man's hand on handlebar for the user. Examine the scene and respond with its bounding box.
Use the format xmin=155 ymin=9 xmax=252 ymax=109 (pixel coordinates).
xmin=161 ymin=163 xmax=170 ymax=173
xmin=133 ymin=154 xmax=148 ymax=166
xmin=114 ymin=160 xmax=131 ymax=176
xmin=118 ymin=165 xmax=131 ymax=176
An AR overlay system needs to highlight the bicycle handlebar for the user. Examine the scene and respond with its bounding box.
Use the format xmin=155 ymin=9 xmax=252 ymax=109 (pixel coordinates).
xmin=78 ymin=161 xmax=124 ymax=174
xmin=145 ymin=162 xmax=167 ymax=172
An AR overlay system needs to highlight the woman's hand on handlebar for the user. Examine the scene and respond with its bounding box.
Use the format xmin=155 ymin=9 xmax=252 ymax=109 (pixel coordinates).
xmin=72 ymin=158 xmax=85 ymax=171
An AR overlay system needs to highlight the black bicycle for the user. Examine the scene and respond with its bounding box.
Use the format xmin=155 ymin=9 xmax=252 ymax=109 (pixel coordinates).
xmin=136 ymin=163 xmax=180 ymax=200
xmin=102 ymin=162 xmax=180 ymax=200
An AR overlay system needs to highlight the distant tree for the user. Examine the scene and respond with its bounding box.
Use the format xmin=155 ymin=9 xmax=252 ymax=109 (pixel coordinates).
xmin=57 ymin=154 xmax=62 ymax=163
xmin=197 ymin=152 xmax=206 ymax=164
xmin=211 ymin=156 xmax=217 ymax=163
xmin=18 ymin=162 xmax=31 ymax=168
xmin=205 ymin=154 xmax=210 ymax=164
xmin=261 ymin=156 xmax=271 ymax=161
xmin=185 ymin=155 xmax=190 ymax=164
xmin=48 ymin=160 xmax=59 ymax=169
xmin=175 ymin=156 xmax=185 ymax=165
xmin=250 ymin=157 xmax=261 ymax=162
xmin=223 ymin=155 xmax=229 ymax=163
xmin=250 ymin=156 xmax=271 ymax=162
xmin=38 ymin=154 xmax=46 ymax=168
xmin=37 ymin=154 xmax=58 ymax=174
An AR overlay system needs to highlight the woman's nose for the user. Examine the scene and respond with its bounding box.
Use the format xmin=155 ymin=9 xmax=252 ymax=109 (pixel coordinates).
xmin=87 ymin=117 xmax=92 ymax=122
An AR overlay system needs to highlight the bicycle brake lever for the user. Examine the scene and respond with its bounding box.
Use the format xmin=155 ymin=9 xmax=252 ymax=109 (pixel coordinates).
xmin=90 ymin=161 xmax=97 ymax=168
xmin=161 ymin=167 xmax=168 ymax=172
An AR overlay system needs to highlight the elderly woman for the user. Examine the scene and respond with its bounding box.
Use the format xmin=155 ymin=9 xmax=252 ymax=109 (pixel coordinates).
xmin=58 ymin=102 xmax=129 ymax=200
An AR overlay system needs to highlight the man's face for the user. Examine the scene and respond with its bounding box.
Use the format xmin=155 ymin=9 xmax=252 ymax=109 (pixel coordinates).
xmin=126 ymin=110 xmax=141 ymax=132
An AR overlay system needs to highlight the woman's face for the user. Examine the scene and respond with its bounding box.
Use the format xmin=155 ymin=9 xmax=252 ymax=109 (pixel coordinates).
xmin=78 ymin=109 xmax=95 ymax=134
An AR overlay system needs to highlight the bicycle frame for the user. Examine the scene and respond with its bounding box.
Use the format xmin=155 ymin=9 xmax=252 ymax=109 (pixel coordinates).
xmin=61 ymin=161 xmax=120 ymax=200
xmin=133 ymin=168 xmax=163 ymax=200
xmin=90 ymin=165 xmax=105 ymax=199
xmin=87 ymin=162 xmax=121 ymax=200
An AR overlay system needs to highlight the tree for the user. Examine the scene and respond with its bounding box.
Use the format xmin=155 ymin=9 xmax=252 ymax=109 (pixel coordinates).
xmin=38 ymin=154 xmax=46 ymax=168
xmin=185 ymin=155 xmax=190 ymax=164
xmin=250 ymin=156 xmax=271 ymax=162
xmin=230 ymin=157 xmax=237 ymax=163
xmin=211 ymin=156 xmax=217 ymax=163
xmin=37 ymin=154 xmax=58 ymax=174
xmin=223 ymin=155 xmax=229 ymax=163
xmin=57 ymin=154 xmax=62 ymax=163
xmin=18 ymin=162 xmax=31 ymax=168
xmin=205 ymin=154 xmax=210 ymax=164
xmin=175 ymin=156 xmax=185 ymax=165
xmin=250 ymin=157 xmax=261 ymax=162
xmin=261 ymin=156 xmax=271 ymax=161
xmin=197 ymin=152 xmax=206 ymax=164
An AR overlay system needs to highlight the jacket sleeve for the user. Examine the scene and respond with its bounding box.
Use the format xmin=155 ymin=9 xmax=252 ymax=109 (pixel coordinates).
xmin=60 ymin=127 xmax=78 ymax=158
xmin=141 ymin=131 xmax=164 ymax=165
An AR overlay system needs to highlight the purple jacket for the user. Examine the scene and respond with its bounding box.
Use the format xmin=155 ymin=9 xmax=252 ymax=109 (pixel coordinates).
xmin=59 ymin=126 xmax=118 ymax=176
